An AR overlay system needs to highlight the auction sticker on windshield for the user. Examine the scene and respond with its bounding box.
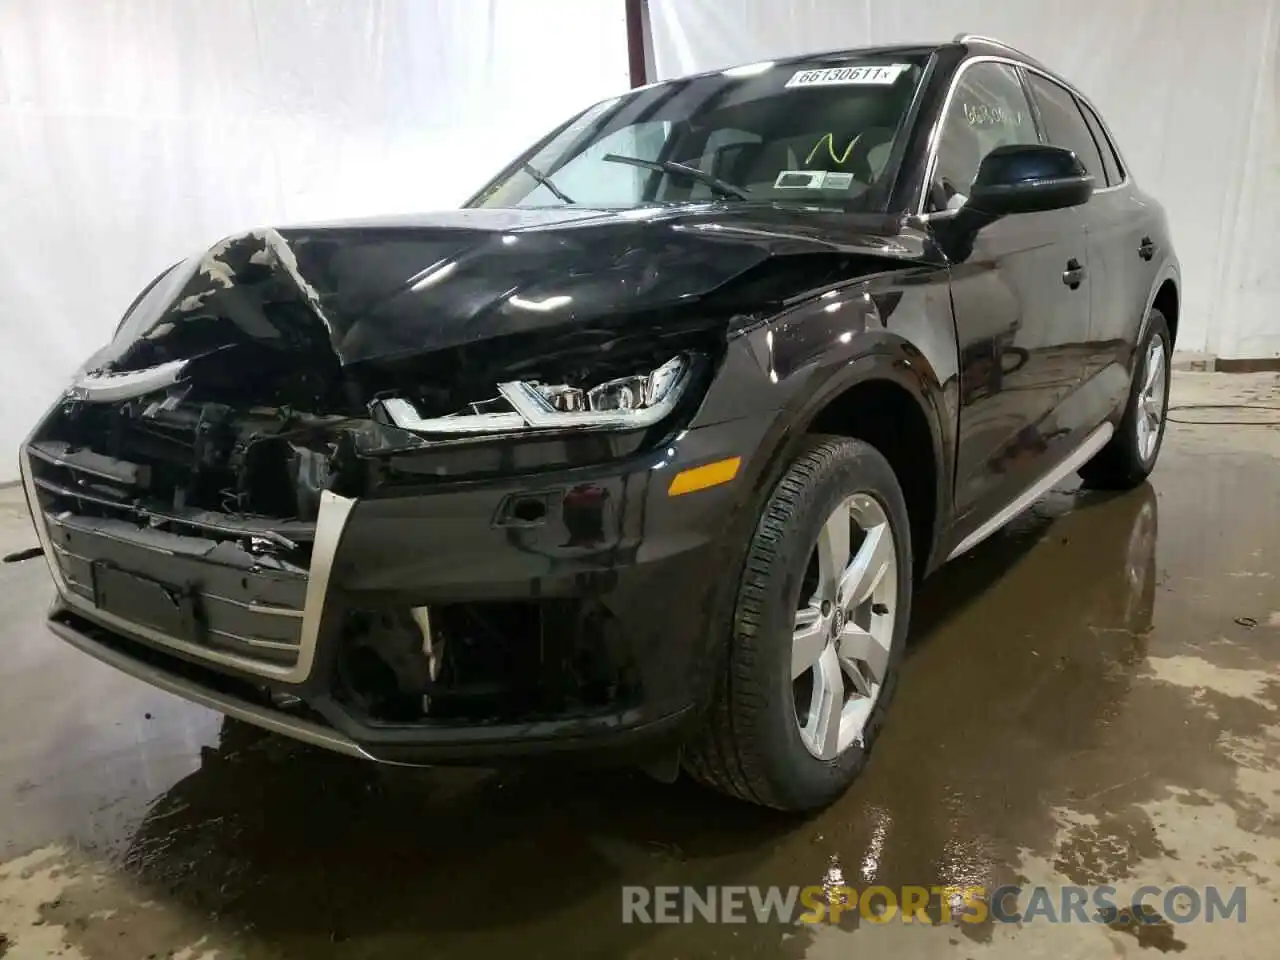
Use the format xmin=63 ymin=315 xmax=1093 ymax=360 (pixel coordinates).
xmin=785 ymin=64 xmax=910 ymax=87
xmin=773 ymin=170 xmax=855 ymax=190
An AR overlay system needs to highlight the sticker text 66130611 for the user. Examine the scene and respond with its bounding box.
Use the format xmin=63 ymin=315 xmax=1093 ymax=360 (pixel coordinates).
xmin=785 ymin=64 xmax=910 ymax=88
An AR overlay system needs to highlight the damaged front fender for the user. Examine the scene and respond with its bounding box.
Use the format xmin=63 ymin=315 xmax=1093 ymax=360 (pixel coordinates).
xmin=44 ymin=205 xmax=928 ymax=526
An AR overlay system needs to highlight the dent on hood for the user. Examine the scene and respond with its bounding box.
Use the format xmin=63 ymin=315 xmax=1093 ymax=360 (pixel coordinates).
xmin=106 ymin=229 xmax=338 ymax=373
xmin=50 ymin=212 xmax=912 ymax=532
xmin=96 ymin=208 xmax=922 ymax=378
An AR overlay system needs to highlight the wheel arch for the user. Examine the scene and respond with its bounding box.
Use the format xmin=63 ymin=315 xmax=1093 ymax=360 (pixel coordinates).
xmin=804 ymin=367 xmax=945 ymax=581
xmin=1151 ymin=276 xmax=1179 ymax=348
xmin=1137 ymin=261 xmax=1180 ymax=363
xmin=739 ymin=343 xmax=953 ymax=581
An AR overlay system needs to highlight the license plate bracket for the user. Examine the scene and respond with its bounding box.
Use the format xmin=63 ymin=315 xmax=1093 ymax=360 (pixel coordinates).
xmin=91 ymin=562 xmax=202 ymax=640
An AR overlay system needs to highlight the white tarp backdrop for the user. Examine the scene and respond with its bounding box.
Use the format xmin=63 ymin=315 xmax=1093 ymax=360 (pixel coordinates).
xmin=0 ymin=0 xmax=630 ymax=483
xmin=649 ymin=0 xmax=1280 ymax=366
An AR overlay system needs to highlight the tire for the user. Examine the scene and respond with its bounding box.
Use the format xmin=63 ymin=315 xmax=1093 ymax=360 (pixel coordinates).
xmin=1079 ymin=309 xmax=1172 ymax=490
xmin=684 ymin=436 xmax=913 ymax=811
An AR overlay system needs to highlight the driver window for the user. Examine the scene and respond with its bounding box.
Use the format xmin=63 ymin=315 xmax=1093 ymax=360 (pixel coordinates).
xmin=931 ymin=62 xmax=1039 ymax=212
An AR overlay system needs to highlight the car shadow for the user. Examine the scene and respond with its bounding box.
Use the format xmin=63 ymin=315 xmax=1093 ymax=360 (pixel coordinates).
xmin=908 ymin=480 xmax=1155 ymax=651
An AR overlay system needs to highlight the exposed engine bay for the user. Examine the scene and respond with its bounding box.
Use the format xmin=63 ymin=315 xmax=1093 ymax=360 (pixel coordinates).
xmin=45 ymin=218 xmax=880 ymax=540
xmin=30 ymin=372 xmax=657 ymax=721
xmin=24 ymin=213 xmax=905 ymax=728
xmin=45 ymin=328 xmax=720 ymax=531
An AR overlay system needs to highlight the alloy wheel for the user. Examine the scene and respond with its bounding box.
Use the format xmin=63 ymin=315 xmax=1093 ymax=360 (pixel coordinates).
xmin=1136 ymin=332 xmax=1168 ymax=463
xmin=791 ymin=493 xmax=898 ymax=760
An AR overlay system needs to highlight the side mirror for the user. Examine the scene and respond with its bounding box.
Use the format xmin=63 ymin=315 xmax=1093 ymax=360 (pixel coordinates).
xmin=967 ymin=144 xmax=1094 ymax=216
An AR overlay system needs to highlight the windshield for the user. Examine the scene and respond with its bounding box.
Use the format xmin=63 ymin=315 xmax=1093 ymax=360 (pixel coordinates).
xmin=468 ymin=55 xmax=929 ymax=211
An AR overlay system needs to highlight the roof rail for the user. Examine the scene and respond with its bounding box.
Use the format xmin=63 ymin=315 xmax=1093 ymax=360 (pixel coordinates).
xmin=951 ymin=33 xmax=1038 ymax=61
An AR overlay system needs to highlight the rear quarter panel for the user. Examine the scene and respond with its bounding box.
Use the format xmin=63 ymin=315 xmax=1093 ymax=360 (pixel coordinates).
xmin=1083 ymin=182 xmax=1179 ymax=426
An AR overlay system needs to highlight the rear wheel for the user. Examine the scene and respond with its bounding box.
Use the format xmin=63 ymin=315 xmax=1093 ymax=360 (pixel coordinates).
xmin=1080 ymin=309 xmax=1171 ymax=489
xmin=684 ymin=436 xmax=912 ymax=811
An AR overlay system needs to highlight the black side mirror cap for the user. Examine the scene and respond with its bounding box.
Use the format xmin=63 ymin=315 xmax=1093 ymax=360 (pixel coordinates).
xmin=967 ymin=144 xmax=1094 ymax=216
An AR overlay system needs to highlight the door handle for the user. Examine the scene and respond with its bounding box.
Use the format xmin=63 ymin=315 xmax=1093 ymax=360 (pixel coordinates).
xmin=1062 ymin=258 xmax=1086 ymax=290
xmin=1139 ymin=237 xmax=1156 ymax=261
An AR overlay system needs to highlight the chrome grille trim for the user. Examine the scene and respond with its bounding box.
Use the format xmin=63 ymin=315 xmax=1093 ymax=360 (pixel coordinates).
xmin=22 ymin=450 xmax=354 ymax=683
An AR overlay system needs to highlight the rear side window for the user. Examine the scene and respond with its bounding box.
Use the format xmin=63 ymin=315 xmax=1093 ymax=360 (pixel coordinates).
xmin=1026 ymin=73 xmax=1106 ymax=183
xmin=1077 ymin=99 xmax=1125 ymax=185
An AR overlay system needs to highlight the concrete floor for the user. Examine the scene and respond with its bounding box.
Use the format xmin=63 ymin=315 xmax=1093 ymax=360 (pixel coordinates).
xmin=0 ymin=371 xmax=1278 ymax=960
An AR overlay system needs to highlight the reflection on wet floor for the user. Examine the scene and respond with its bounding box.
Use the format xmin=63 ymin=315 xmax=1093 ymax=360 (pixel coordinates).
xmin=2 ymin=379 xmax=1279 ymax=959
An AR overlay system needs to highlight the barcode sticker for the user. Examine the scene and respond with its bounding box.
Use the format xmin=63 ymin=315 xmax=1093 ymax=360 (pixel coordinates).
xmin=785 ymin=64 xmax=910 ymax=88
xmin=774 ymin=170 xmax=827 ymax=189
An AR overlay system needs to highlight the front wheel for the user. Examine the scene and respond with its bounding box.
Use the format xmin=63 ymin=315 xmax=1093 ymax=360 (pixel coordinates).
xmin=684 ymin=436 xmax=913 ymax=811
xmin=1079 ymin=309 xmax=1172 ymax=490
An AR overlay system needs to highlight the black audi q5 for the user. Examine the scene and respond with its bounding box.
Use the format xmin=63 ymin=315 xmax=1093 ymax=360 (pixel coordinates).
xmin=18 ymin=35 xmax=1179 ymax=810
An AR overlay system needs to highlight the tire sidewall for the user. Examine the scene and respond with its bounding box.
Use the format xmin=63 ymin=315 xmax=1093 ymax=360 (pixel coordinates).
xmin=745 ymin=439 xmax=913 ymax=807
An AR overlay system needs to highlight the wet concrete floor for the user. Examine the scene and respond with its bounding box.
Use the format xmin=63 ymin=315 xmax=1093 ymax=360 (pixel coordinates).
xmin=0 ymin=371 xmax=1278 ymax=959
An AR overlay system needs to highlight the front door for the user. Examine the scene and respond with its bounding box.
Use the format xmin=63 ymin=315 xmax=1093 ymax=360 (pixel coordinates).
xmin=928 ymin=60 xmax=1093 ymax=530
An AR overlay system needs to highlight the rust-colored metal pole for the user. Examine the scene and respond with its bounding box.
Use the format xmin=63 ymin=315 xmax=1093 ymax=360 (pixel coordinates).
xmin=625 ymin=0 xmax=648 ymax=87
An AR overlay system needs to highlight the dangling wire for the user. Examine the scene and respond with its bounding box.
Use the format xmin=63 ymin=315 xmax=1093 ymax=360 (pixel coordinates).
xmin=1165 ymin=403 xmax=1280 ymax=426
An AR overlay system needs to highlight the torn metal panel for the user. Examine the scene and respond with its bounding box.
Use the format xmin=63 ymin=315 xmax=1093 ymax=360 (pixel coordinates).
xmin=88 ymin=207 xmax=921 ymax=379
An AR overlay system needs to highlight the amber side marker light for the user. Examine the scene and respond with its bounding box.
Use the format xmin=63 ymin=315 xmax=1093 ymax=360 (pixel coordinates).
xmin=668 ymin=456 xmax=742 ymax=496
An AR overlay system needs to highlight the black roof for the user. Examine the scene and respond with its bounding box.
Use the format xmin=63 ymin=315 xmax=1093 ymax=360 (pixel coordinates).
xmin=669 ymin=34 xmax=1044 ymax=84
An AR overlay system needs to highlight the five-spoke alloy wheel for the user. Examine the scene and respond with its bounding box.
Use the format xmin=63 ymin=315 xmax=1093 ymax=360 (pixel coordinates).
xmin=791 ymin=494 xmax=897 ymax=760
xmin=685 ymin=436 xmax=912 ymax=811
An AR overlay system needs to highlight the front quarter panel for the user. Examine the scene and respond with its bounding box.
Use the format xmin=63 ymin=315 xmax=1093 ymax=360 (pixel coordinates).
xmin=692 ymin=262 xmax=960 ymax=576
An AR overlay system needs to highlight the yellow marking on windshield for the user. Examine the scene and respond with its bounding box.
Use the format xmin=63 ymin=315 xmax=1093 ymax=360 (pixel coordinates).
xmin=806 ymin=133 xmax=857 ymax=166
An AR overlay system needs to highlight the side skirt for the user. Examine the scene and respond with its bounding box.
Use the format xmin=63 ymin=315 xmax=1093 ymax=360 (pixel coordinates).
xmin=945 ymin=422 xmax=1115 ymax=562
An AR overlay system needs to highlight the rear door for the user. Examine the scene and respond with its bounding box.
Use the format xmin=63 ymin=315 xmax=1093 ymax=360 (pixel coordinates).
xmin=931 ymin=60 xmax=1092 ymax=528
xmin=1025 ymin=72 xmax=1148 ymax=416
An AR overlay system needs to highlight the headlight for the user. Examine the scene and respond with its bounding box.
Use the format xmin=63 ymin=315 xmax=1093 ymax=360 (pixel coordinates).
xmin=379 ymin=354 xmax=695 ymax=435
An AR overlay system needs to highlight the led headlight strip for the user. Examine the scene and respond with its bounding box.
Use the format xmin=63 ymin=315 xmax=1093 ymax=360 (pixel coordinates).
xmin=380 ymin=354 xmax=693 ymax=435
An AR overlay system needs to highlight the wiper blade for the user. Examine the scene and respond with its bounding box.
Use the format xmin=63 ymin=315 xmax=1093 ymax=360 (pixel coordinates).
xmin=601 ymin=153 xmax=750 ymax=201
xmin=522 ymin=162 xmax=575 ymax=204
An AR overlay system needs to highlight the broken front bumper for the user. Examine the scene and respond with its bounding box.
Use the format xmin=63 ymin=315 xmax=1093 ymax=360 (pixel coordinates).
xmin=21 ymin=411 xmax=762 ymax=764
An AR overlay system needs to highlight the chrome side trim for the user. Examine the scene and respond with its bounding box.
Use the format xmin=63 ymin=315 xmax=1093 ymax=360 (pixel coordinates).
xmin=22 ymin=450 xmax=355 ymax=683
xmin=917 ymin=54 xmax=1130 ymax=216
xmin=46 ymin=617 xmax=371 ymax=760
xmin=946 ymin=422 xmax=1114 ymax=561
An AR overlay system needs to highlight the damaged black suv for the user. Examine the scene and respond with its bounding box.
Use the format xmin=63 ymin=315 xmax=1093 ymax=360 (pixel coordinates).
xmin=19 ymin=36 xmax=1178 ymax=810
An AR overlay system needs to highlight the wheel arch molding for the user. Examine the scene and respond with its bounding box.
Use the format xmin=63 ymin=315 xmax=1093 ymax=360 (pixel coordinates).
xmin=1143 ymin=262 xmax=1181 ymax=351
xmin=732 ymin=337 xmax=955 ymax=583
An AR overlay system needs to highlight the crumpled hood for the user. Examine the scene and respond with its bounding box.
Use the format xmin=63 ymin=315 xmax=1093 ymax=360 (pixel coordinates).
xmin=96 ymin=204 xmax=927 ymax=373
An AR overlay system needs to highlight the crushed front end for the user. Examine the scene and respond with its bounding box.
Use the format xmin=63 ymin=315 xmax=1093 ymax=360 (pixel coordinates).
xmin=19 ymin=220 xmax=784 ymax=763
